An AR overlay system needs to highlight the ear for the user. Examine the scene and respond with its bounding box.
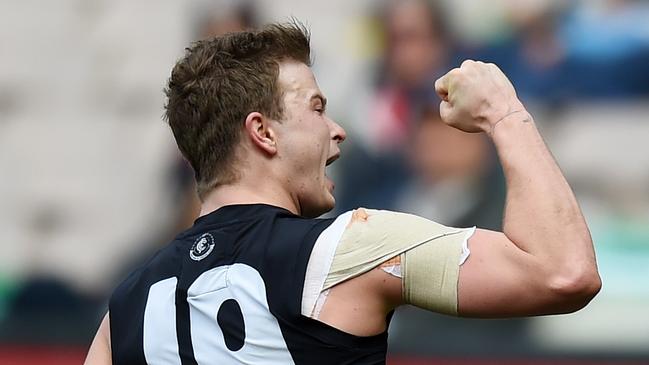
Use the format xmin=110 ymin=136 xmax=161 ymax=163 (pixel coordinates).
xmin=244 ymin=111 xmax=278 ymax=156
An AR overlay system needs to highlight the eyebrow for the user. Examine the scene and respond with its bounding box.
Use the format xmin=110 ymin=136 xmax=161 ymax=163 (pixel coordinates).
xmin=310 ymin=93 xmax=327 ymax=109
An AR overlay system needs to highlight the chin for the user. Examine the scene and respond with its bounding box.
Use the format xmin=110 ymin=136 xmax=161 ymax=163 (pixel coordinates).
xmin=301 ymin=194 xmax=335 ymax=218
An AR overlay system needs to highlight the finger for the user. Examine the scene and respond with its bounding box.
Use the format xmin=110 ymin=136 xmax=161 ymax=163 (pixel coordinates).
xmin=439 ymin=100 xmax=452 ymax=122
xmin=487 ymin=62 xmax=515 ymax=90
xmin=460 ymin=59 xmax=475 ymax=69
xmin=434 ymin=75 xmax=449 ymax=101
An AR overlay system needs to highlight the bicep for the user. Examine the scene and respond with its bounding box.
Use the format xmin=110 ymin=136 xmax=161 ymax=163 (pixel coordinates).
xmin=457 ymin=229 xmax=560 ymax=317
xmin=84 ymin=312 xmax=112 ymax=365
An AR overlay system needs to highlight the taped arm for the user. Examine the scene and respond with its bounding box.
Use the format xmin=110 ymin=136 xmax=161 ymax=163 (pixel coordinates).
xmin=302 ymin=208 xmax=474 ymax=318
xmin=371 ymin=214 xmax=592 ymax=317
xmin=403 ymin=227 xmax=598 ymax=318
xmin=303 ymin=208 xmax=580 ymax=321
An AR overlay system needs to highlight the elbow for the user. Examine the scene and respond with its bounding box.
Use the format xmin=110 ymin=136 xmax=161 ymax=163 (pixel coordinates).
xmin=570 ymin=269 xmax=602 ymax=305
xmin=548 ymin=267 xmax=601 ymax=313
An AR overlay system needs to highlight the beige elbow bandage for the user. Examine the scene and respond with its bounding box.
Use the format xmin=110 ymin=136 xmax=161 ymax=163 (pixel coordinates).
xmin=306 ymin=209 xmax=474 ymax=317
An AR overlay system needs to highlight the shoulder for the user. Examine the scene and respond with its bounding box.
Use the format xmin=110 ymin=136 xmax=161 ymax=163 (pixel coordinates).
xmin=110 ymin=242 xmax=180 ymax=307
xmin=334 ymin=207 xmax=463 ymax=246
xmin=321 ymin=207 xmax=473 ymax=291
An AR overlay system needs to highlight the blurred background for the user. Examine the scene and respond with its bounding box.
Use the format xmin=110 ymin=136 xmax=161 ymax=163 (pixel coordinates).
xmin=0 ymin=0 xmax=648 ymax=364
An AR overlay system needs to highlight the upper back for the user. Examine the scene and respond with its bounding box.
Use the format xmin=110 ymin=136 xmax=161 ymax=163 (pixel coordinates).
xmin=109 ymin=204 xmax=389 ymax=365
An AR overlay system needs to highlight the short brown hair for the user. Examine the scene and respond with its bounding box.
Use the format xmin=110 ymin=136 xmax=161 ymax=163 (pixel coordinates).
xmin=164 ymin=22 xmax=311 ymax=199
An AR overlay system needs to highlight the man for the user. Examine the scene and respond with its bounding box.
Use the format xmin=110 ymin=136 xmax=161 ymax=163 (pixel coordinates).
xmin=85 ymin=23 xmax=600 ymax=365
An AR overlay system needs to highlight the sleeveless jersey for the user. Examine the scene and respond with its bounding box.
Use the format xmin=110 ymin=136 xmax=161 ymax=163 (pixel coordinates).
xmin=109 ymin=204 xmax=391 ymax=364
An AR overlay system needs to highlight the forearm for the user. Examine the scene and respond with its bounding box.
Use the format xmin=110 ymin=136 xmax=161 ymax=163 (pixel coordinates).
xmin=435 ymin=60 xmax=600 ymax=315
xmin=492 ymin=110 xmax=598 ymax=285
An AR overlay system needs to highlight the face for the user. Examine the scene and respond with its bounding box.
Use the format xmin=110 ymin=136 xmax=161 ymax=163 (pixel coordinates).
xmin=386 ymin=0 xmax=445 ymax=87
xmin=272 ymin=61 xmax=346 ymax=218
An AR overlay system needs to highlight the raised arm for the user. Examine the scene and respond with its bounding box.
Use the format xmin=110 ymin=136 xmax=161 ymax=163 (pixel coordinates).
xmin=435 ymin=60 xmax=601 ymax=317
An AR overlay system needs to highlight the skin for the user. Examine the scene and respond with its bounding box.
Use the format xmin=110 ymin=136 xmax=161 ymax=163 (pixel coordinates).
xmin=85 ymin=313 xmax=111 ymax=364
xmin=198 ymin=60 xmax=346 ymax=219
xmin=320 ymin=61 xmax=600 ymax=336
xmin=85 ymin=59 xmax=601 ymax=363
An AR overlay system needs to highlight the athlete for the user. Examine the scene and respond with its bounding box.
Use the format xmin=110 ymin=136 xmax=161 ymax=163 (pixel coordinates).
xmin=85 ymin=23 xmax=600 ymax=364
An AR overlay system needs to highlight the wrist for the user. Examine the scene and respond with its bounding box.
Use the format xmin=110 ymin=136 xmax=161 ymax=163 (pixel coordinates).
xmin=487 ymin=108 xmax=531 ymax=138
xmin=489 ymin=110 xmax=538 ymax=160
xmin=482 ymin=100 xmax=525 ymax=130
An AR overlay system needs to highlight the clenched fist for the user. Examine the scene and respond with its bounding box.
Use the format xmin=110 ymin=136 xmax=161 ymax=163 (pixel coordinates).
xmin=434 ymin=60 xmax=526 ymax=134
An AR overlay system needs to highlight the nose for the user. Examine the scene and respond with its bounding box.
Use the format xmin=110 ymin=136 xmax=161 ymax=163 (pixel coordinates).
xmin=330 ymin=119 xmax=347 ymax=144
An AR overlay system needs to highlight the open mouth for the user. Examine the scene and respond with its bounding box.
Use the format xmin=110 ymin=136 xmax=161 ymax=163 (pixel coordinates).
xmin=324 ymin=153 xmax=340 ymax=191
xmin=325 ymin=153 xmax=340 ymax=177
xmin=326 ymin=153 xmax=340 ymax=167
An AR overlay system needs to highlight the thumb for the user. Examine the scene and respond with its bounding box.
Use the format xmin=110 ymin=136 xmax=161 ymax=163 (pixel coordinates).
xmin=439 ymin=100 xmax=453 ymax=123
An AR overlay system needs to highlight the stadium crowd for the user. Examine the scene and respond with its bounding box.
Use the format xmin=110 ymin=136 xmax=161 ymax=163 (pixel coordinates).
xmin=1 ymin=0 xmax=648 ymax=363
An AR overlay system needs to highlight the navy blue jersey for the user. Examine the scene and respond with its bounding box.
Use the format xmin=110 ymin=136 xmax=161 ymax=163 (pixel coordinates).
xmin=109 ymin=204 xmax=390 ymax=364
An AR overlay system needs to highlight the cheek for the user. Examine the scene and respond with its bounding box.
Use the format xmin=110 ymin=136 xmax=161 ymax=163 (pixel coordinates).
xmin=283 ymin=142 xmax=324 ymax=188
xmin=301 ymin=128 xmax=329 ymax=167
xmin=281 ymin=119 xmax=330 ymax=178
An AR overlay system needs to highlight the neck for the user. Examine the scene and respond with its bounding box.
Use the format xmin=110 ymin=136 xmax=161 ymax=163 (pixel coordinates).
xmin=199 ymin=180 xmax=299 ymax=218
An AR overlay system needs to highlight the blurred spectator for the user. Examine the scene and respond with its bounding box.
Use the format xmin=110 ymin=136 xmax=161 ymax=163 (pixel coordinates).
xmin=192 ymin=0 xmax=258 ymax=39
xmin=466 ymin=0 xmax=649 ymax=104
xmin=369 ymin=0 xmax=453 ymax=150
xmin=396 ymin=106 xmax=504 ymax=230
xmin=559 ymin=0 xmax=649 ymax=98
xmin=467 ymin=1 xmax=572 ymax=104
xmin=337 ymin=0 xmax=455 ymax=212
xmin=562 ymin=0 xmax=649 ymax=63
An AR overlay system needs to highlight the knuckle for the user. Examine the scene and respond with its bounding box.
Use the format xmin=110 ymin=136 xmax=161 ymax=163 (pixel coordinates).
xmin=460 ymin=59 xmax=475 ymax=68
xmin=448 ymin=68 xmax=461 ymax=78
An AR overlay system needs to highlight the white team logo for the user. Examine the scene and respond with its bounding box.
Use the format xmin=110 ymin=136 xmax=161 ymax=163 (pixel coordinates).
xmin=190 ymin=233 xmax=215 ymax=261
